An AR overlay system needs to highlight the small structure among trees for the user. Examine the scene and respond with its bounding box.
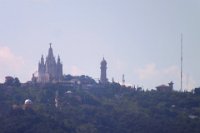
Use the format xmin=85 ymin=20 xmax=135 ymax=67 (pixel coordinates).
xmin=156 ymin=81 xmax=174 ymax=92
xmin=24 ymin=99 xmax=33 ymax=110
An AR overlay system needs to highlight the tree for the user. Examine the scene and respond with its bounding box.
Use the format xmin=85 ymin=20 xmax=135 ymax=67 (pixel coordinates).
xmin=4 ymin=76 xmax=14 ymax=86
xmin=194 ymin=87 xmax=200 ymax=95
xmin=4 ymin=76 xmax=21 ymax=87
xmin=14 ymin=77 xmax=21 ymax=87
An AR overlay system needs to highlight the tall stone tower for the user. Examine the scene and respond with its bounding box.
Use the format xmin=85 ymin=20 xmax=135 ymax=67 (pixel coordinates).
xmin=100 ymin=57 xmax=108 ymax=84
xmin=37 ymin=43 xmax=63 ymax=83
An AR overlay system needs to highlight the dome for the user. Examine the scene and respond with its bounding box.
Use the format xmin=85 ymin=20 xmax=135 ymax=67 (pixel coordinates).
xmin=24 ymin=99 xmax=32 ymax=105
xmin=66 ymin=90 xmax=72 ymax=94
xmin=101 ymin=57 xmax=107 ymax=65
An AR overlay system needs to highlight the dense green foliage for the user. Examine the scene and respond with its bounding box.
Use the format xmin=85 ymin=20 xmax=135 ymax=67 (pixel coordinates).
xmin=0 ymin=83 xmax=200 ymax=133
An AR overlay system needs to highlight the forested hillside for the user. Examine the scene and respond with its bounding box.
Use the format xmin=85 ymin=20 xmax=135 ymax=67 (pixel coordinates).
xmin=0 ymin=83 xmax=200 ymax=133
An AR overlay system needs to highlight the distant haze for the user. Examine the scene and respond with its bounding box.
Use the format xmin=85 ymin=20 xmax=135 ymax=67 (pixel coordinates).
xmin=0 ymin=0 xmax=200 ymax=91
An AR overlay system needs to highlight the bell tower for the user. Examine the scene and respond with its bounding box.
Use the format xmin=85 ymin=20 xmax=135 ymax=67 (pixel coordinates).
xmin=100 ymin=57 xmax=108 ymax=84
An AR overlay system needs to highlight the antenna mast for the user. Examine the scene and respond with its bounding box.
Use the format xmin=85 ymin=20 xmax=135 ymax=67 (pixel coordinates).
xmin=181 ymin=34 xmax=183 ymax=92
xmin=122 ymin=74 xmax=125 ymax=86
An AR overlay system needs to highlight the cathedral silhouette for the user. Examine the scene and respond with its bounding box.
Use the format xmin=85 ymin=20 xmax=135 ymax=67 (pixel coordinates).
xmin=33 ymin=43 xmax=63 ymax=83
xmin=32 ymin=44 xmax=108 ymax=84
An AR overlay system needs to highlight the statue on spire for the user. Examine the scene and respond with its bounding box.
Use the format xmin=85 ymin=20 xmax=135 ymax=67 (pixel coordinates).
xmin=47 ymin=43 xmax=54 ymax=58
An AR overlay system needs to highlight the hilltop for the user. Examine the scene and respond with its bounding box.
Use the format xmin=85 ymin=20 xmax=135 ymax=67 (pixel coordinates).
xmin=0 ymin=81 xmax=200 ymax=133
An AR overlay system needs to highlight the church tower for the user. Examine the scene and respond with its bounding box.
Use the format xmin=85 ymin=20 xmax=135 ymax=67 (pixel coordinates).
xmin=38 ymin=55 xmax=46 ymax=83
xmin=56 ymin=55 xmax=63 ymax=81
xmin=45 ymin=43 xmax=57 ymax=81
xmin=100 ymin=57 xmax=108 ymax=84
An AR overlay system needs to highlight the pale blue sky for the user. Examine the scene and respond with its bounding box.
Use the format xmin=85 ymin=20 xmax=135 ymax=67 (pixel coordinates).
xmin=0 ymin=0 xmax=200 ymax=90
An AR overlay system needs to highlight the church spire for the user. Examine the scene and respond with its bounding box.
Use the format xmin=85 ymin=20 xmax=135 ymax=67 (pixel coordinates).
xmin=41 ymin=55 xmax=44 ymax=64
xmin=48 ymin=43 xmax=54 ymax=58
xmin=57 ymin=55 xmax=61 ymax=64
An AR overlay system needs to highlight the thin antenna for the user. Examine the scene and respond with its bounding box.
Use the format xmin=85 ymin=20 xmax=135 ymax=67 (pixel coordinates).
xmin=122 ymin=74 xmax=125 ymax=85
xmin=181 ymin=34 xmax=183 ymax=92
xmin=186 ymin=74 xmax=189 ymax=90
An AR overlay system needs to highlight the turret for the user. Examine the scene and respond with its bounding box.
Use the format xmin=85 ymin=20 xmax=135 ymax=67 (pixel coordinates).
xmin=38 ymin=55 xmax=45 ymax=74
xmin=41 ymin=55 xmax=44 ymax=65
xmin=56 ymin=55 xmax=63 ymax=81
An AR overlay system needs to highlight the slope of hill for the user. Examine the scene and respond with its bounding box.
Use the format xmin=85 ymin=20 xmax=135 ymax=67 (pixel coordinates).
xmin=0 ymin=83 xmax=200 ymax=133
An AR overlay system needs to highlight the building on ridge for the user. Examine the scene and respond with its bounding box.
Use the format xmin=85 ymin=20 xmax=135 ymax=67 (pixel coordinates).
xmin=156 ymin=81 xmax=174 ymax=92
xmin=34 ymin=43 xmax=63 ymax=83
xmin=100 ymin=57 xmax=108 ymax=84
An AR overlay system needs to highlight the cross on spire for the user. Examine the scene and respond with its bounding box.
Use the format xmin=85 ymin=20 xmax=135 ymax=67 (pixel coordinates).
xmin=49 ymin=43 xmax=52 ymax=48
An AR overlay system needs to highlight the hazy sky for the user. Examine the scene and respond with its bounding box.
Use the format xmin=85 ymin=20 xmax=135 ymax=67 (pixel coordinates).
xmin=0 ymin=0 xmax=200 ymax=90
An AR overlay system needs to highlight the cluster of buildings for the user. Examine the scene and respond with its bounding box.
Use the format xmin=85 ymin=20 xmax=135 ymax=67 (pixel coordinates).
xmin=32 ymin=44 xmax=108 ymax=85
xmin=31 ymin=44 xmax=174 ymax=91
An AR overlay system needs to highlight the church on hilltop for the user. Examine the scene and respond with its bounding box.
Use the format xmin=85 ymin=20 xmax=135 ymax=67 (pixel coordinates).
xmin=31 ymin=44 xmax=109 ymax=85
xmin=32 ymin=44 xmax=63 ymax=83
